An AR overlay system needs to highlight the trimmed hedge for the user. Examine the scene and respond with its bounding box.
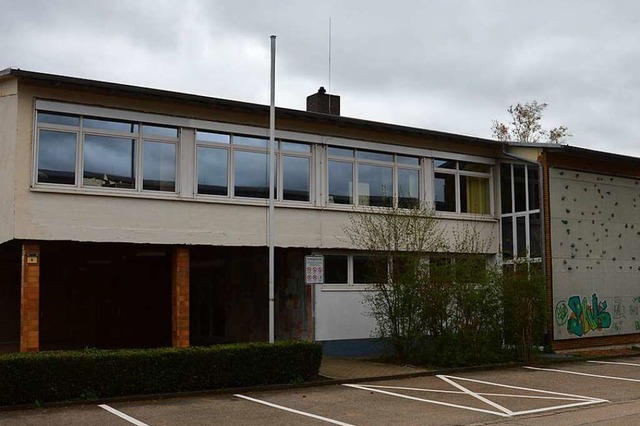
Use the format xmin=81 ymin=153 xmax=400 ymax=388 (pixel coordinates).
xmin=0 ymin=341 xmax=322 ymax=406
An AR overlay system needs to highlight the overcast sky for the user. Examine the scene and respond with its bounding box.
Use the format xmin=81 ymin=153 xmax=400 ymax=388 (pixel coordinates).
xmin=3 ymin=1 xmax=640 ymax=156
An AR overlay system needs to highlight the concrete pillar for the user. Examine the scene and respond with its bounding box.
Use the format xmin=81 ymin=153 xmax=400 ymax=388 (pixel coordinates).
xmin=20 ymin=242 xmax=40 ymax=352
xmin=172 ymin=246 xmax=190 ymax=348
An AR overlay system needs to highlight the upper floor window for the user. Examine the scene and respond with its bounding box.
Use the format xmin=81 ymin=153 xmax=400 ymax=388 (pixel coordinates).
xmin=434 ymin=159 xmax=492 ymax=214
xmin=196 ymin=132 xmax=311 ymax=202
xmin=500 ymin=163 xmax=541 ymax=260
xmin=35 ymin=111 xmax=178 ymax=193
xmin=327 ymin=147 xmax=420 ymax=208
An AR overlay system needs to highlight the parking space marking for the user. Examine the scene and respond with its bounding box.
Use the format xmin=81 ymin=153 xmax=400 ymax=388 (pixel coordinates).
xmin=98 ymin=404 xmax=149 ymax=426
xmin=588 ymin=360 xmax=640 ymax=367
xmin=344 ymin=383 xmax=509 ymax=417
xmin=234 ymin=394 xmax=355 ymax=426
xmin=345 ymin=374 xmax=606 ymax=418
xmin=525 ymin=366 xmax=640 ymax=383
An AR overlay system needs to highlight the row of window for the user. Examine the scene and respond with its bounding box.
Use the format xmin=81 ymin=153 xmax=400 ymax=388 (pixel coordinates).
xmin=34 ymin=110 xmax=494 ymax=214
xmin=322 ymin=253 xmax=485 ymax=286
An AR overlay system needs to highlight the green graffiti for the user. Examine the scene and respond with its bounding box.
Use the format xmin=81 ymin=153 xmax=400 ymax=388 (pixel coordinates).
xmin=567 ymin=293 xmax=612 ymax=337
xmin=635 ymin=321 xmax=640 ymax=331
xmin=555 ymin=301 xmax=569 ymax=326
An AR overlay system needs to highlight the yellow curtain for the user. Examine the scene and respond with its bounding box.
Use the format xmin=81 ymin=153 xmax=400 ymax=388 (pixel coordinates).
xmin=466 ymin=177 xmax=490 ymax=214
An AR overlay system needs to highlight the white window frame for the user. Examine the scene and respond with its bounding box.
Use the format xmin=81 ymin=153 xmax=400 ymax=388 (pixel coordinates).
xmin=433 ymin=159 xmax=494 ymax=216
xmin=500 ymin=162 xmax=542 ymax=262
xmin=195 ymin=132 xmax=314 ymax=203
xmin=34 ymin=110 xmax=179 ymax=194
xmin=326 ymin=147 xmax=421 ymax=208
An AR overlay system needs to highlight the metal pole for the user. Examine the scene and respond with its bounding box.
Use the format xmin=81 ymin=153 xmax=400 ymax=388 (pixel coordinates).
xmin=268 ymin=35 xmax=276 ymax=343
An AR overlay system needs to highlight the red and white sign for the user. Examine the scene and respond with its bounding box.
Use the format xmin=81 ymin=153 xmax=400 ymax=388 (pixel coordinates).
xmin=305 ymin=255 xmax=324 ymax=284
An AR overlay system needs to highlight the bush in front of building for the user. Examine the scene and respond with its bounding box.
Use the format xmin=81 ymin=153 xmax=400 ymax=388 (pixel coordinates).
xmin=0 ymin=340 xmax=322 ymax=406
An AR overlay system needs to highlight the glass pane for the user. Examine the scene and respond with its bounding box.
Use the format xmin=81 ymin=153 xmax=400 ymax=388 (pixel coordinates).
xmin=517 ymin=216 xmax=527 ymax=257
xmin=529 ymin=213 xmax=541 ymax=258
xmin=328 ymin=147 xmax=354 ymax=158
xmin=324 ymin=255 xmax=348 ymax=284
xmin=143 ymin=125 xmax=178 ymax=138
xmin=460 ymin=176 xmax=490 ymax=214
xmin=234 ymin=135 xmax=268 ymax=149
xmin=281 ymin=141 xmax=310 ymax=153
xmin=397 ymin=155 xmax=419 ymax=166
xmin=500 ymin=163 xmax=512 ymax=214
xmin=398 ymin=168 xmax=420 ymax=208
xmin=196 ymin=131 xmax=230 ymax=144
xmin=528 ymin=165 xmax=540 ymax=210
xmin=282 ymin=156 xmax=310 ymax=201
xmin=83 ymin=135 xmax=135 ymax=189
xmin=434 ymin=159 xmax=456 ymax=169
xmin=328 ymin=161 xmax=353 ymax=204
xmin=37 ymin=130 xmax=77 ymax=184
xmin=502 ymin=217 xmax=513 ymax=259
xmin=459 ymin=162 xmax=491 ymax=173
xmin=513 ymin=164 xmax=526 ymax=212
xmin=84 ymin=117 xmax=138 ymax=133
xmin=353 ymin=256 xmax=386 ymax=284
xmin=358 ymin=164 xmax=393 ymax=207
xmin=37 ymin=112 xmax=79 ymax=126
xmin=234 ymin=150 xmax=268 ymax=198
xmin=143 ymin=141 xmax=176 ymax=191
xmin=434 ymin=172 xmax=456 ymax=212
xmin=197 ymin=146 xmax=228 ymax=195
xmin=357 ymin=150 xmax=393 ymax=162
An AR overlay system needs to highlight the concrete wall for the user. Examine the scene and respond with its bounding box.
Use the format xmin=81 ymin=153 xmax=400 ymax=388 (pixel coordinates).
xmin=550 ymin=167 xmax=640 ymax=339
xmin=0 ymin=79 xmax=17 ymax=244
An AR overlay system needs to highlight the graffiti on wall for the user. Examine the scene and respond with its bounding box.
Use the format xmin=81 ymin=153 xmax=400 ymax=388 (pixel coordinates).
xmin=555 ymin=294 xmax=612 ymax=337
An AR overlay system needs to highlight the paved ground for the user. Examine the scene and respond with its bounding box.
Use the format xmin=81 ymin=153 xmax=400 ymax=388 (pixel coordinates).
xmin=319 ymin=356 xmax=429 ymax=380
xmin=2 ymin=355 xmax=640 ymax=425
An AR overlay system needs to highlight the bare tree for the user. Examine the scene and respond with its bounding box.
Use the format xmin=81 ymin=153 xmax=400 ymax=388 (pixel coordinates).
xmin=492 ymin=101 xmax=570 ymax=144
xmin=343 ymin=203 xmax=446 ymax=360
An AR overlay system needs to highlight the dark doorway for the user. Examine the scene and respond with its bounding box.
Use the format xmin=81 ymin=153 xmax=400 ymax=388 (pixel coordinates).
xmin=0 ymin=241 xmax=21 ymax=352
xmin=40 ymin=242 xmax=171 ymax=350
xmin=190 ymin=247 xmax=268 ymax=345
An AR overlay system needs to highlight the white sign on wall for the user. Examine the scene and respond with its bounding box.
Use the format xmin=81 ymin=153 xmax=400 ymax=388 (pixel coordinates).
xmin=305 ymin=255 xmax=324 ymax=284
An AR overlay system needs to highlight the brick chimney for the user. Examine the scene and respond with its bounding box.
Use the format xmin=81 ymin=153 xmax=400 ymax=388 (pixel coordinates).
xmin=306 ymin=87 xmax=340 ymax=116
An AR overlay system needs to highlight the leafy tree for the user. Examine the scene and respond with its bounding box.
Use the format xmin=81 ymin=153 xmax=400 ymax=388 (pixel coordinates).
xmin=492 ymin=101 xmax=570 ymax=143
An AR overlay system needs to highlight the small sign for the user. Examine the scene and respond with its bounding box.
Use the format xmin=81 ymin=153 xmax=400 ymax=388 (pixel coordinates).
xmin=26 ymin=254 xmax=39 ymax=265
xmin=305 ymin=255 xmax=324 ymax=284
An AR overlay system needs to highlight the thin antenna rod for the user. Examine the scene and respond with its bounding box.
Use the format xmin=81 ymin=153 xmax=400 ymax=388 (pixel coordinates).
xmin=328 ymin=18 xmax=332 ymax=114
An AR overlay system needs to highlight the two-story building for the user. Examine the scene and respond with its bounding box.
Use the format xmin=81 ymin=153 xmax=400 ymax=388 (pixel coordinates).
xmin=1 ymin=68 xmax=638 ymax=355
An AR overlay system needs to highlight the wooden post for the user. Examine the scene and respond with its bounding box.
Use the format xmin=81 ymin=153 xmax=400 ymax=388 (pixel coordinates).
xmin=172 ymin=246 xmax=190 ymax=348
xmin=20 ymin=242 xmax=40 ymax=352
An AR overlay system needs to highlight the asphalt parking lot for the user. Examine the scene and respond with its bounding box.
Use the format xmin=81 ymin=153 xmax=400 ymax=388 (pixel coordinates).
xmin=2 ymin=356 xmax=640 ymax=425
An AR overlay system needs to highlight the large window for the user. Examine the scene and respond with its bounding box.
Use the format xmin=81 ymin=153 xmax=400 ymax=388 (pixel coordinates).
xmin=500 ymin=163 xmax=541 ymax=260
xmin=196 ymin=132 xmax=312 ymax=201
xmin=35 ymin=111 xmax=178 ymax=193
xmin=327 ymin=147 xmax=420 ymax=208
xmin=434 ymin=159 xmax=492 ymax=214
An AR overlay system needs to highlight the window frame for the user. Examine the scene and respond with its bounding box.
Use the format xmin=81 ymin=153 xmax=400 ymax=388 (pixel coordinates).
xmin=500 ymin=162 xmax=542 ymax=262
xmin=433 ymin=159 xmax=493 ymax=215
xmin=195 ymin=132 xmax=314 ymax=203
xmin=326 ymin=147 xmax=421 ymax=208
xmin=34 ymin=110 xmax=179 ymax=194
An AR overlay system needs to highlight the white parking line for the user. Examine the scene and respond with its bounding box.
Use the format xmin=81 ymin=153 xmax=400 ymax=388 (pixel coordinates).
xmin=525 ymin=366 xmax=640 ymax=383
xmin=588 ymin=360 xmax=640 ymax=367
xmin=344 ymin=383 xmax=509 ymax=417
xmin=98 ymin=404 xmax=149 ymax=426
xmin=345 ymin=374 xmax=606 ymax=418
xmin=234 ymin=394 xmax=355 ymax=426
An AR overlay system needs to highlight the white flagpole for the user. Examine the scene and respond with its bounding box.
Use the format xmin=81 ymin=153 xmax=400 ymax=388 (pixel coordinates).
xmin=268 ymin=35 xmax=276 ymax=344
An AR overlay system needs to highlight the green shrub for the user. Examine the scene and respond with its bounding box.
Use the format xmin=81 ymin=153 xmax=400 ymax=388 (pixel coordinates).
xmin=0 ymin=341 xmax=322 ymax=406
